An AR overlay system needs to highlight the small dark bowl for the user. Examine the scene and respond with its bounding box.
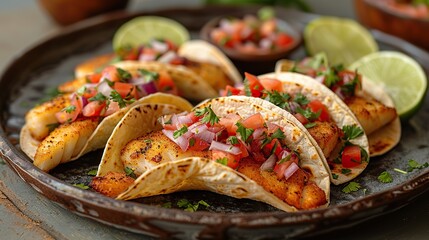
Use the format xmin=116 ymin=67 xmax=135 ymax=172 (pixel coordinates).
xmin=354 ymin=0 xmax=429 ymax=51
xmin=200 ymin=15 xmax=302 ymax=74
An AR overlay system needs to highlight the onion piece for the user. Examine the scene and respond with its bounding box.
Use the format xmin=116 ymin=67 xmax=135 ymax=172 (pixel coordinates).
xmin=284 ymin=162 xmax=299 ymax=180
xmin=158 ymin=51 xmax=177 ymax=63
xmin=260 ymin=154 xmax=277 ymax=171
xmin=151 ymin=40 xmax=169 ymax=53
xmin=209 ymin=141 xmax=242 ymax=155
xmin=195 ymin=130 xmax=216 ymax=143
xmin=162 ymin=129 xmax=189 ymax=151
xmin=252 ymin=128 xmax=265 ymax=140
xmin=177 ymin=115 xmax=193 ymax=126
xmin=139 ymin=53 xmax=157 ymax=62
xmin=140 ymin=81 xmax=157 ymax=95
xmin=190 ymin=123 xmax=208 ymax=134
xmin=97 ymin=81 xmax=113 ymax=97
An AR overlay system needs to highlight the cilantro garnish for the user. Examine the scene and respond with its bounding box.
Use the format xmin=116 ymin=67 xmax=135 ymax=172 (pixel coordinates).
xmin=117 ymin=68 xmax=132 ymax=82
xmin=46 ymin=123 xmax=60 ymax=133
xmin=236 ymin=122 xmax=254 ymax=143
xmin=110 ymin=90 xmax=135 ymax=108
xmin=177 ymin=199 xmax=210 ymax=212
xmin=264 ymin=91 xmax=291 ymax=110
xmin=277 ymin=153 xmax=292 ymax=164
xmin=304 ymin=122 xmax=317 ymax=129
xmin=407 ymin=159 xmax=429 ymax=172
xmin=189 ymin=138 xmax=196 ymax=147
xmin=124 ymin=167 xmax=137 ymax=179
xmin=332 ymin=173 xmax=339 ymax=180
xmin=361 ymin=147 xmax=369 ymax=162
xmin=76 ymin=86 xmax=87 ymax=96
xmin=138 ymin=69 xmax=159 ymax=82
xmin=293 ymin=93 xmax=310 ymax=105
xmin=341 ymin=71 xmax=361 ymax=96
xmin=342 ymin=181 xmax=361 ymax=193
xmin=342 ymin=125 xmax=364 ymax=141
xmin=89 ymin=93 xmax=107 ymax=102
xmin=261 ymin=128 xmax=285 ymax=148
xmin=227 ymin=136 xmax=239 ymax=145
xmin=173 ymin=126 xmax=188 ymax=139
xmin=105 ymin=79 xmax=115 ymax=87
xmin=341 ymin=168 xmax=352 ymax=175
xmin=73 ymin=183 xmax=89 ymax=190
xmin=378 ymin=171 xmax=393 ymax=183
xmin=295 ymin=107 xmax=321 ymax=121
xmin=62 ymin=105 xmax=76 ymax=113
xmin=87 ymin=169 xmax=98 ymax=176
xmin=194 ymin=106 xmax=219 ymax=125
xmin=161 ymin=202 xmax=172 ymax=208
xmin=322 ymin=68 xmax=340 ymax=88
xmin=243 ymin=80 xmax=252 ymax=97
xmin=216 ymin=158 xmax=228 ymax=166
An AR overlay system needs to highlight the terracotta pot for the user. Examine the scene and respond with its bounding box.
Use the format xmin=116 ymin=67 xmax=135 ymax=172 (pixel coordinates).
xmin=354 ymin=0 xmax=429 ymax=51
xmin=38 ymin=0 xmax=129 ymax=26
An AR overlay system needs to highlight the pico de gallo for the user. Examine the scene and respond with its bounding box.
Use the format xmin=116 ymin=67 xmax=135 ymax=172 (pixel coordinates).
xmin=160 ymin=106 xmax=301 ymax=180
xmin=383 ymin=0 xmax=429 ymax=19
xmin=209 ymin=13 xmax=295 ymax=54
xmin=220 ymin=72 xmax=368 ymax=175
xmin=55 ymin=65 xmax=178 ymax=124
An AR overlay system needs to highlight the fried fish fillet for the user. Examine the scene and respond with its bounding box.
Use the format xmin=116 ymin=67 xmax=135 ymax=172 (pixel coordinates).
xmin=345 ymin=96 xmax=397 ymax=135
xmin=25 ymin=94 xmax=70 ymax=141
xmin=306 ymin=121 xmax=341 ymax=159
xmin=33 ymin=118 xmax=99 ymax=171
xmin=58 ymin=78 xmax=87 ymax=93
xmin=90 ymin=172 xmax=135 ymax=198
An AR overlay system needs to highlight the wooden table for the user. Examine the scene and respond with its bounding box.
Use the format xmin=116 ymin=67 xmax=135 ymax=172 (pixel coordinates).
xmin=1 ymin=1 xmax=428 ymax=239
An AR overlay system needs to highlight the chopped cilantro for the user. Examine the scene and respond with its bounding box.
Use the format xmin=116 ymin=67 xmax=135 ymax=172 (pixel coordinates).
xmin=87 ymin=169 xmax=98 ymax=176
xmin=361 ymin=147 xmax=369 ymax=162
xmin=236 ymin=122 xmax=254 ymax=143
xmin=194 ymin=106 xmax=219 ymax=125
xmin=264 ymin=90 xmax=291 ymax=110
xmin=261 ymin=128 xmax=285 ymax=148
xmin=243 ymin=80 xmax=252 ymax=96
xmin=161 ymin=202 xmax=172 ymax=208
xmin=342 ymin=125 xmax=364 ymax=141
xmin=89 ymin=92 xmax=107 ymax=102
xmin=63 ymin=105 xmax=76 ymax=113
xmin=341 ymin=168 xmax=352 ymax=175
xmin=216 ymin=158 xmax=228 ymax=166
xmin=277 ymin=153 xmax=291 ymax=164
xmin=105 ymin=79 xmax=115 ymax=87
xmin=341 ymin=71 xmax=361 ymax=96
xmin=73 ymin=183 xmax=89 ymax=190
xmin=110 ymin=90 xmax=135 ymax=108
xmin=378 ymin=171 xmax=393 ymax=183
xmin=46 ymin=123 xmax=60 ymax=133
xmin=173 ymin=126 xmax=188 ymax=139
xmin=295 ymin=107 xmax=321 ymax=121
xmin=177 ymin=199 xmax=210 ymax=212
xmin=322 ymin=68 xmax=340 ymax=88
xmin=407 ymin=159 xmax=429 ymax=172
xmin=333 ymin=157 xmax=342 ymax=164
xmin=117 ymin=68 xmax=132 ymax=81
xmin=124 ymin=167 xmax=137 ymax=179
xmin=138 ymin=69 xmax=159 ymax=82
xmin=332 ymin=173 xmax=339 ymax=180
xmin=227 ymin=136 xmax=239 ymax=145
xmin=189 ymin=138 xmax=196 ymax=147
xmin=218 ymin=36 xmax=231 ymax=46
xmin=293 ymin=93 xmax=310 ymax=105
xmin=342 ymin=181 xmax=361 ymax=193
xmin=76 ymin=86 xmax=87 ymax=96
xmin=304 ymin=122 xmax=317 ymax=129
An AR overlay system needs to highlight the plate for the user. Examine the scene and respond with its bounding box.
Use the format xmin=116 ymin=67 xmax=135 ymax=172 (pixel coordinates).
xmin=1 ymin=6 xmax=429 ymax=239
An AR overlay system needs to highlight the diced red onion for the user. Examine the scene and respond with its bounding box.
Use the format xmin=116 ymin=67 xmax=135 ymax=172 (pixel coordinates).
xmin=83 ymin=83 xmax=97 ymax=89
xmin=252 ymin=128 xmax=265 ymax=140
xmin=151 ymin=40 xmax=169 ymax=53
xmin=158 ymin=51 xmax=177 ymax=63
xmin=207 ymin=125 xmax=225 ymax=133
xmin=334 ymin=87 xmax=345 ymax=100
xmin=259 ymin=38 xmax=272 ymax=50
xmin=177 ymin=115 xmax=193 ymax=126
xmin=140 ymin=81 xmax=158 ymax=95
xmin=280 ymin=149 xmax=291 ymax=160
xmin=97 ymin=81 xmax=113 ymax=97
xmin=195 ymin=130 xmax=216 ymax=143
xmin=240 ymin=25 xmax=252 ymax=39
xmin=209 ymin=141 xmax=242 ymax=155
xmin=289 ymin=101 xmax=300 ymax=113
xmin=284 ymin=162 xmax=299 ymax=180
xmin=190 ymin=123 xmax=208 ymax=134
xmin=315 ymin=75 xmax=324 ymax=84
xmin=139 ymin=53 xmax=157 ymax=62
xmin=81 ymin=97 xmax=88 ymax=107
xmin=220 ymin=19 xmax=234 ymax=34
xmin=162 ymin=129 xmax=189 ymax=151
xmin=260 ymin=154 xmax=277 ymax=171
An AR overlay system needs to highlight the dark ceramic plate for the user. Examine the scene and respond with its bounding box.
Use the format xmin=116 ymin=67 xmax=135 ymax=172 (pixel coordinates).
xmin=1 ymin=6 xmax=429 ymax=239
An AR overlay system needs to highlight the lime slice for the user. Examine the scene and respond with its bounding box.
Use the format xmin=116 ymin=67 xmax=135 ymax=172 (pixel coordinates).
xmin=304 ymin=17 xmax=378 ymax=66
xmin=349 ymin=51 xmax=427 ymax=120
xmin=113 ymin=16 xmax=190 ymax=52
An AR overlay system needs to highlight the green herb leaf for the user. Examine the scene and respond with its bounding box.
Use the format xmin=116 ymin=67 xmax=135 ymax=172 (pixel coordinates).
xmin=177 ymin=199 xmax=210 ymax=212
xmin=105 ymin=79 xmax=115 ymax=87
xmin=194 ymin=106 xmax=219 ymax=125
xmin=261 ymin=128 xmax=285 ymax=148
xmin=295 ymin=107 xmax=321 ymax=121
xmin=161 ymin=202 xmax=172 ymax=208
xmin=73 ymin=183 xmax=89 ymax=190
xmin=407 ymin=159 xmax=429 ymax=172
xmin=89 ymin=92 xmax=107 ymax=102
xmin=341 ymin=168 xmax=352 ymax=175
xmin=110 ymin=90 xmax=135 ymax=108
xmin=332 ymin=173 xmax=339 ymax=180
xmin=341 ymin=71 xmax=360 ymax=96
xmin=227 ymin=136 xmax=239 ymax=145
xmin=378 ymin=171 xmax=393 ymax=183
xmin=188 ymin=138 xmax=196 ymax=147
xmin=124 ymin=167 xmax=137 ymax=179
xmin=87 ymin=169 xmax=98 ymax=176
xmin=342 ymin=125 xmax=364 ymax=141
xmin=293 ymin=93 xmax=310 ymax=105
xmin=243 ymin=79 xmax=252 ymax=96
xmin=63 ymin=105 xmax=76 ymax=113
xmin=173 ymin=126 xmax=188 ymax=139
xmin=138 ymin=69 xmax=159 ymax=82
xmin=342 ymin=181 xmax=361 ymax=193
xmin=117 ymin=68 xmax=132 ymax=81
xmin=304 ymin=122 xmax=317 ymax=129
xmin=264 ymin=90 xmax=291 ymax=110
xmin=216 ymin=157 xmax=228 ymax=166
xmin=46 ymin=123 xmax=60 ymax=133
xmin=236 ymin=122 xmax=254 ymax=143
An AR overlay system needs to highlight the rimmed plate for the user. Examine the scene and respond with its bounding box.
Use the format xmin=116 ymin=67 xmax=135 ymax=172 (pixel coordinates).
xmin=1 ymin=6 xmax=429 ymax=239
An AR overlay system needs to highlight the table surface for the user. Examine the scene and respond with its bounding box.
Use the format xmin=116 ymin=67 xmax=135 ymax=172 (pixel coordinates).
xmin=1 ymin=1 xmax=428 ymax=239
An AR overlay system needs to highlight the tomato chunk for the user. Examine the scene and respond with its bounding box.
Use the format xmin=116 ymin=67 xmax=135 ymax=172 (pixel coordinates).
xmin=244 ymin=72 xmax=264 ymax=97
xmin=240 ymin=113 xmax=265 ymax=130
xmin=307 ymin=100 xmax=330 ymax=122
xmin=341 ymin=145 xmax=362 ymax=168
xmin=86 ymin=73 xmax=102 ymax=84
xmin=212 ymin=150 xmax=240 ymax=169
xmin=101 ymin=66 xmax=121 ymax=82
xmin=156 ymin=71 xmax=178 ymax=95
xmin=82 ymin=101 xmax=106 ymax=117
xmin=221 ymin=85 xmax=242 ymax=96
xmin=188 ymin=137 xmax=210 ymax=151
xmin=259 ymin=78 xmax=283 ymax=92
xmin=113 ymin=82 xmax=137 ymax=99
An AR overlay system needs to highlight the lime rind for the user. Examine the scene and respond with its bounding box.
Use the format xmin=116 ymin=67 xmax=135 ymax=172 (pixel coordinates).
xmin=304 ymin=17 xmax=378 ymax=67
xmin=349 ymin=51 xmax=427 ymax=120
xmin=113 ymin=16 xmax=190 ymax=52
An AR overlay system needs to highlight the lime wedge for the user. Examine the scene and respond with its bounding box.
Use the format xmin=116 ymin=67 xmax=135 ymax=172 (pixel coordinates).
xmin=349 ymin=51 xmax=427 ymax=120
xmin=112 ymin=16 xmax=190 ymax=52
xmin=304 ymin=17 xmax=378 ymax=67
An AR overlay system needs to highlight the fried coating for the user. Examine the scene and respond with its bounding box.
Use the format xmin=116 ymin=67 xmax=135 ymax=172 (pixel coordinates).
xmin=307 ymin=121 xmax=341 ymax=158
xmin=90 ymin=172 xmax=135 ymax=198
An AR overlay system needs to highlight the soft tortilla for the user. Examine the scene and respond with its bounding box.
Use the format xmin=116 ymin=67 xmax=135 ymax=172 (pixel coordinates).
xmin=99 ymin=96 xmax=330 ymax=211
xmin=258 ymin=72 xmax=370 ymax=185
xmin=20 ymin=93 xmax=193 ymax=172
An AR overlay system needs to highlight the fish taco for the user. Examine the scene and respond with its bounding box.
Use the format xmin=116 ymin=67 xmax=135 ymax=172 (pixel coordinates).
xmin=221 ymin=72 xmax=369 ymax=184
xmin=20 ymin=64 xmax=194 ymax=172
xmin=91 ymin=97 xmax=330 ymax=212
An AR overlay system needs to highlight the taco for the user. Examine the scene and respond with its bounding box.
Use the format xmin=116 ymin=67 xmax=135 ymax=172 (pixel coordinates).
xmin=275 ymin=56 xmax=400 ymax=156
xmin=20 ymin=64 xmax=194 ymax=172
xmin=221 ymin=72 xmax=369 ymax=184
xmin=91 ymin=97 xmax=330 ymax=212
xmin=70 ymin=39 xmax=242 ymax=94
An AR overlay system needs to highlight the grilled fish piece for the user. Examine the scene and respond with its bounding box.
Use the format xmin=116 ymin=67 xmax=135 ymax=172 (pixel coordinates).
xmin=307 ymin=121 xmax=341 ymax=159
xmin=25 ymin=94 xmax=70 ymax=141
xmin=58 ymin=78 xmax=86 ymax=93
xmin=90 ymin=172 xmax=135 ymax=198
xmin=345 ymin=96 xmax=397 ymax=135
xmin=33 ymin=118 xmax=99 ymax=171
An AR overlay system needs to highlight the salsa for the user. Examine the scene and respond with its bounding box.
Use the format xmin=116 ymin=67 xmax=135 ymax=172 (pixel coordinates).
xmin=382 ymin=0 xmax=429 ymax=19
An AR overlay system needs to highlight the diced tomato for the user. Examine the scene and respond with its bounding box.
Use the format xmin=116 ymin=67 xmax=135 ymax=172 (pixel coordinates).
xmin=169 ymin=57 xmax=186 ymax=65
xmin=123 ymin=49 xmax=139 ymax=60
xmin=307 ymin=100 xmax=330 ymax=122
xmin=86 ymin=73 xmax=102 ymax=84
xmin=260 ymin=19 xmax=277 ymax=37
xmin=55 ymin=95 xmax=82 ymax=123
xmin=103 ymin=101 xmax=120 ymax=117
xmin=240 ymin=113 xmax=265 ymax=130
xmin=294 ymin=113 xmax=309 ymax=125
xmin=82 ymin=101 xmax=106 ymax=117
xmin=341 ymin=145 xmax=362 ymax=168
xmin=236 ymin=142 xmax=249 ymax=158
xmin=113 ymin=82 xmax=137 ymax=99
xmin=210 ymin=29 xmax=233 ymax=48
xmin=275 ymin=32 xmax=293 ymax=48
xmin=273 ymin=154 xmax=298 ymax=179
xmin=219 ymin=114 xmax=241 ymax=135
xmin=186 ymin=112 xmax=200 ymax=123
xmin=188 ymin=137 xmax=210 ymax=151
xmin=259 ymin=78 xmax=283 ymax=92
xmin=82 ymin=86 xmax=97 ymax=99
xmin=156 ymin=71 xmax=178 ymax=95
xmin=164 ymin=39 xmax=178 ymax=51
xmin=221 ymin=85 xmax=242 ymax=96
xmin=262 ymin=138 xmax=282 ymax=157
xmin=212 ymin=150 xmax=240 ymax=169
xmin=101 ymin=66 xmax=120 ymax=82
xmin=244 ymin=72 xmax=264 ymax=97
xmin=338 ymin=70 xmax=362 ymax=93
